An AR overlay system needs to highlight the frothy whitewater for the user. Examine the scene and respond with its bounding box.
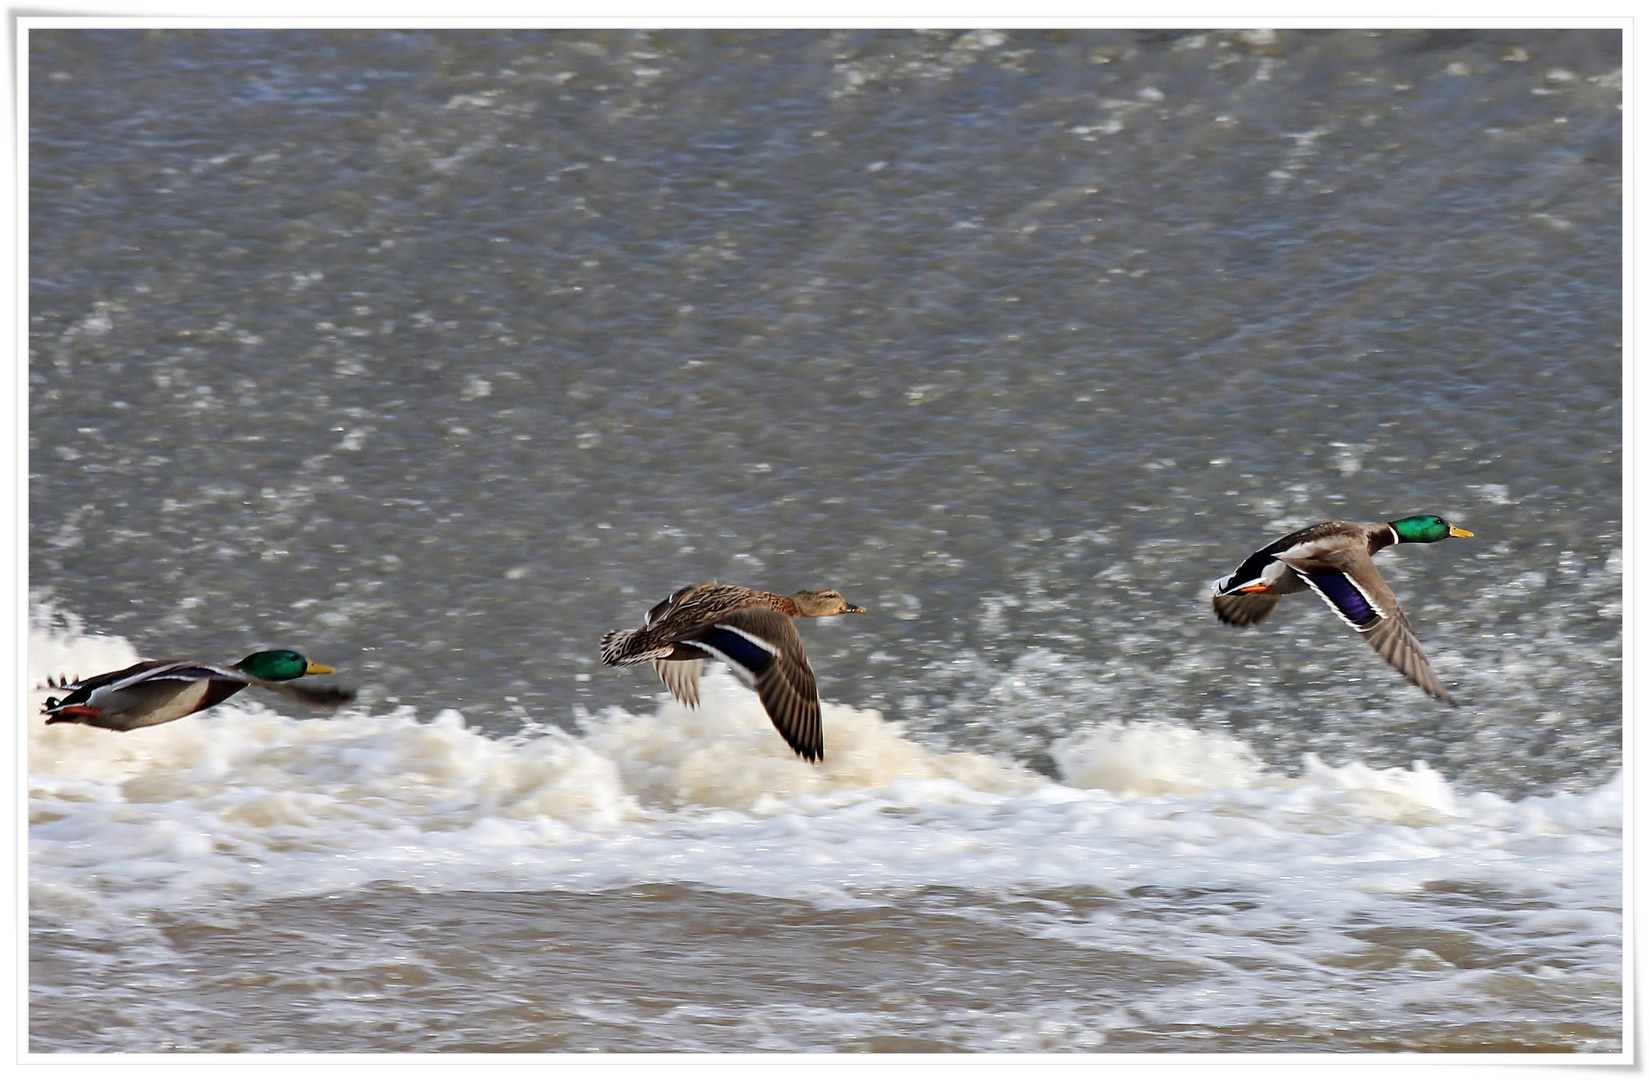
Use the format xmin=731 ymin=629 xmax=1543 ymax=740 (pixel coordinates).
xmin=28 ymin=617 xmax=1621 ymax=1053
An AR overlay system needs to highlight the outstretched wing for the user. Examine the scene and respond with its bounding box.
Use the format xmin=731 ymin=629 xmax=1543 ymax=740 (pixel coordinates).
xmin=1359 ymin=608 xmax=1456 ymax=706
xmin=1281 ymin=550 xmax=1457 ymax=706
xmin=243 ymin=677 xmax=357 ymax=709
xmin=679 ymin=607 xmax=823 ymax=762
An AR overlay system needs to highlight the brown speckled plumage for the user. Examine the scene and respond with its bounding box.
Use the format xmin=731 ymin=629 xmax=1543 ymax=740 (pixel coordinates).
xmin=600 ymin=583 xmax=864 ymax=762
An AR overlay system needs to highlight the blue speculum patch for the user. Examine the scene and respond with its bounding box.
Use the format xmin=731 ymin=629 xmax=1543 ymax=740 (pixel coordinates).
xmin=1308 ymin=570 xmax=1378 ymax=627
xmin=699 ymin=627 xmax=776 ymax=673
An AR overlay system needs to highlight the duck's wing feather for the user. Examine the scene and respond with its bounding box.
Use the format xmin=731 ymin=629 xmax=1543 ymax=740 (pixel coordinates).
xmin=1278 ymin=545 xmax=1401 ymax=628
xmin=127 ymin=661 xmax=246 ymax=686
xmin=48 ymin=659 xmax=211 ymax=696
xmin=1360 ymin=609 xmax=1457 ymax=706
xmin=653 ymin=658 xmax=705 ymax=708
xmin=1280 ymin=549 xmax=1457 ymax=706
xmin=1211 ymin=591 xmax=1284 ymax=627
xmin=600 ymin=583 xmax=727 ymax=667
xmin=679 ymin=607 xmax=823 ymax=762
xmin=241 ymin=677 xmax=358 ymax=708
xmin=646 ymin=582 xmax=709 ymax=626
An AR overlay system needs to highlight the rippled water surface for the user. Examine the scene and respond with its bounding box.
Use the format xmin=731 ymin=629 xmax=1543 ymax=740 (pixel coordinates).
xmin=28 ymin=27 xmax=1621 ymax=1055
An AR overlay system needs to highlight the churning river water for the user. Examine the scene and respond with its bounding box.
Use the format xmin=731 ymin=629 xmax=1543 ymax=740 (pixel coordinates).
xmin=27 ymin=28 xmax=1621 ymax=1054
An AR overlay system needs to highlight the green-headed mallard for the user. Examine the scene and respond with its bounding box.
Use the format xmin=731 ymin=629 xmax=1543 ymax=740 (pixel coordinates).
xmin=41 ymin=650 xmax=354 ymax=731
xmin=599 ymin=584 xmax=865 ymax=762
xmin=1212 ymin=515 xmax=1473 ymax=705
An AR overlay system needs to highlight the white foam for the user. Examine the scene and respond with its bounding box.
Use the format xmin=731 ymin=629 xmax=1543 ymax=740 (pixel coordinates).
xmin=577 ymin=685 xmax=1035 ymax=812
xmin=1052 ymin=720 xmax=1266 ymax=797
xmin=26 ymin=617 xmax=1621 ymax=967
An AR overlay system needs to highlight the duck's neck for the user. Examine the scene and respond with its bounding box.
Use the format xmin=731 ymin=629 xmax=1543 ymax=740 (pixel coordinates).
xmin=1369 ymin=522 xmax=1401 ymax=554
xmin=762 ymin=592 xmax=802 ymax=617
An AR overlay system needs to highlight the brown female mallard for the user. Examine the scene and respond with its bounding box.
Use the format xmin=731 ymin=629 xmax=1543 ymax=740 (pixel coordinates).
xmin=599 ymin=584 xmax=865 ymax=762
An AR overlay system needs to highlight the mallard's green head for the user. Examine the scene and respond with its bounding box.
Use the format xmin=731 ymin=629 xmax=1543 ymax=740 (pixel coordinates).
xmin=1390 ymin=515 xmax=1474 ymax=544
xmin=235 ymin=650 xmax=334 ymax=681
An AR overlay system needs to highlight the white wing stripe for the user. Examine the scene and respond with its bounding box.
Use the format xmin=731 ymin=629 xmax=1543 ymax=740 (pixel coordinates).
xmin=690 ymin=643 xmax=758 ymax=685
xmin=109 ymin=663 xmax=238 ymax=692
xmin=711 ymin=623 xmax=780 ymax=655
xmin=690 ymin=624 xmax=785 ymax=686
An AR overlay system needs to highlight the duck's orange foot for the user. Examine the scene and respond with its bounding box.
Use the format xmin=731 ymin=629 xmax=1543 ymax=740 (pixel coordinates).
xmin=44 ymin=705 xmax=101 ymax=722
